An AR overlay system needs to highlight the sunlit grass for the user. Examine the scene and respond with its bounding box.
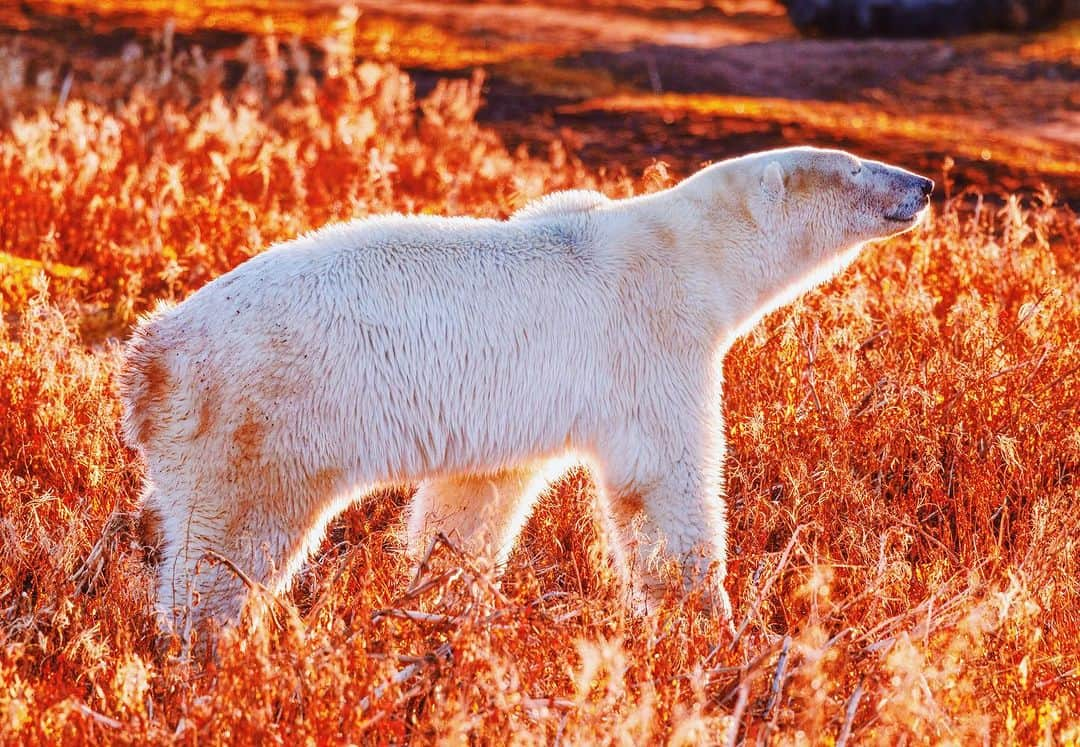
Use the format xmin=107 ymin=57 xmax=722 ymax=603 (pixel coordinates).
xmin=1 ymin=0 xmax=345 ymax=39
xmin=564 ymin=93 xmax=1080 ymax=182
xmin=1016 ymin=19 xmax=1080 ymax=64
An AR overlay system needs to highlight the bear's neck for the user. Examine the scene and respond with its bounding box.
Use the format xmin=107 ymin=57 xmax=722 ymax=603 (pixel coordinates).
xmin=602 ymin=187 xmax=824 ymax=348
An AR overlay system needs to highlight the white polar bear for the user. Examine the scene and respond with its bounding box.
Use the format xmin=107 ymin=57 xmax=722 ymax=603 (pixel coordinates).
xmin=118 ymin=146 xmax=932 ymax=633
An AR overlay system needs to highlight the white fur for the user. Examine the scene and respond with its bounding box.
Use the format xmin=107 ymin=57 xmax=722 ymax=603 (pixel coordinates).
xmin=120 ymin=147 xmax=930 ymax=631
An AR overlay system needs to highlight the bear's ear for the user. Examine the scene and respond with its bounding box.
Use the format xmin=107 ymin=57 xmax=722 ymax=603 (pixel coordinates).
xmin=761 ymin=161 xmax=786 ymax=202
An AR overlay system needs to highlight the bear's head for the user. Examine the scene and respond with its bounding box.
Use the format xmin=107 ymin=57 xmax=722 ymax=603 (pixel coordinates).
xmin=745 ymin=147 xmax=933 ymax=261
xmin=671 ymin=147 xmax=933 ymax=331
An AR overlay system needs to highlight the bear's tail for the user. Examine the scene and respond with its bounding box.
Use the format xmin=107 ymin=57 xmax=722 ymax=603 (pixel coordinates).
xmin=118 ymin=303 xmax=175 ymax=451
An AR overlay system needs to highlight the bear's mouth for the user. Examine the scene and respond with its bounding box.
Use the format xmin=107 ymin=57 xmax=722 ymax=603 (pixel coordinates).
xmin=884 ymin=211 xmax=917 ymax=223
xmin=884 ymin=199 xmax=929 ymax=223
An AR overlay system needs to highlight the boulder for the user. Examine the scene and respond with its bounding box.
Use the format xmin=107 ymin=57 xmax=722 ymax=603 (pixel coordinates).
xmin=783 ymin=0 xmax=1065 ymax=36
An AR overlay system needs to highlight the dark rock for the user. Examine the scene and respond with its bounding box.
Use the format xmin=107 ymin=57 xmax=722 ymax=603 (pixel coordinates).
xmin=783 ymin=0 xmax=1065 ymax=37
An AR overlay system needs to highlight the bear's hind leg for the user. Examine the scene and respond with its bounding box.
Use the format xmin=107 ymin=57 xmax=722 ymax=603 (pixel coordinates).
xmin=151 ymin=487 xmax=262 ymax=642
xmin=152 ymin=468 xmax=349 ymax=645
xmin=407 ymin=460 xmax=569 ymax=571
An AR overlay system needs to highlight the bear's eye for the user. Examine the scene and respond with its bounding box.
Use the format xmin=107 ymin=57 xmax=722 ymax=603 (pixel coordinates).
xmin=850 ymin=165 xmax=863 ymax=176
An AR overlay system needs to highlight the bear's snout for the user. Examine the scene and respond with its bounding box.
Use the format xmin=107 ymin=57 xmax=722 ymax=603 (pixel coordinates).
xmin=876 ymin=165 xmax=933 ymax=225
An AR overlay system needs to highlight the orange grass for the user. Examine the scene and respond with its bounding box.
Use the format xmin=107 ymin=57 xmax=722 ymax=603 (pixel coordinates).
xmin=563 ymin=93 xmax=1080 ymax=185
xmin=0 ymin=28 xmax=1078 ymax=746
xmin=0 ymin=1 xmax=346 ymax=41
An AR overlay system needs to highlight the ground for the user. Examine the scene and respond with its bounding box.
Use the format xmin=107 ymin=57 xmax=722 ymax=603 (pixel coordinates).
xmin=0 ymin=2 xmax=1077 ymax=744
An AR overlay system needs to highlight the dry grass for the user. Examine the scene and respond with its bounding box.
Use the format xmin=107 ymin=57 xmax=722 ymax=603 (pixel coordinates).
xmin=0 ymin=16 xmax=1078 ymax=746
xmin=563 ymin=93 xmax=1080 ymax=187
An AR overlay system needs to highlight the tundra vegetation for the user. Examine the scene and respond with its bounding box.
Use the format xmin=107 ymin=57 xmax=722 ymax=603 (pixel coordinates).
xmin=0 ymin=2 xmax=1077 ymax=744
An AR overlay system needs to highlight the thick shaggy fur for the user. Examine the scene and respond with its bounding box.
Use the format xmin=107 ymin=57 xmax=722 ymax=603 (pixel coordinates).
xmin=120 ymin=147 xmax=931 ymax=632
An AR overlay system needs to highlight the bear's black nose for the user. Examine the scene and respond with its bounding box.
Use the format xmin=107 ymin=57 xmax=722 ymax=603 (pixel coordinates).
xmin=917 ymin=177 xmax=935 ymax=196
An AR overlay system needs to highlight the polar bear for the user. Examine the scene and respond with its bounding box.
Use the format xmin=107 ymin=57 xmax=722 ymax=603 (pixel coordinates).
xmin=118 ymin=146 xmax=932 ymax=634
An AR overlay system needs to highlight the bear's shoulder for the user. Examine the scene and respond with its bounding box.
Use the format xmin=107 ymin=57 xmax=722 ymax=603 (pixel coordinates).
xmin=510 ymin=190 xmax=611 ymax=222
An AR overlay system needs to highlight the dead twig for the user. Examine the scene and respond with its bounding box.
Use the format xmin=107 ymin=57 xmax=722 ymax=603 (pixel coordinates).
xmin=942 ymin=350 xmax=1053 ymax=414
xmin=358 ymin=643 xmax=452 ymax=713
xmin=372 ymin=608 xmax=461 ymax=626
xmin=406 ymin=533 xmax=510 ymax=607
xmin=724 ymin=682 xmax=750 ymax=747
xmin=431 ymin=532 xmax=512 ymax=606
xmin=836 ymin=679 xmax=865 ymax=747
xmin=200 ymin=550 xmax=259 ymax=592
xmin=402 ymin=568 xmax=465 ymax=602
xmin=857 ymin=326 xmax=891 ymax=354
xmin=199 ymin=550 xmax=294 ymax=632
xmin=763 ymin=635 xmax=792 ymax=718
xmin=1037 ymin=668 xmax=1079 ymax=689
xmin=522 ymin=697 xmax=576 ymax=714
xmin=713 ymin=638 xmax=786 ymax=697
xmin=406 ymin=533 xmax=445 ymax=595
xmin=304 ymin=542 xmax=364 ymax=623
xmin=731 ymin=525 xmax=804 ymax=648
xmin=898 ymin=519 xmax=959 ymax=563
xmin=799 ymin=322 xmax=824 ymax=417
xmin=76 ymin=703 xmax=124 ymax=730
xmin=70 ymin=510 xmax=137 ymax=592
xmin=854 ymin=589 xmax=968 ymax=652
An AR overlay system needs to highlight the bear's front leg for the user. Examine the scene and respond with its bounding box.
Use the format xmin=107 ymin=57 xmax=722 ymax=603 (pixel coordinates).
xmin=596 ymin=421 xmax=732 ymax=620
